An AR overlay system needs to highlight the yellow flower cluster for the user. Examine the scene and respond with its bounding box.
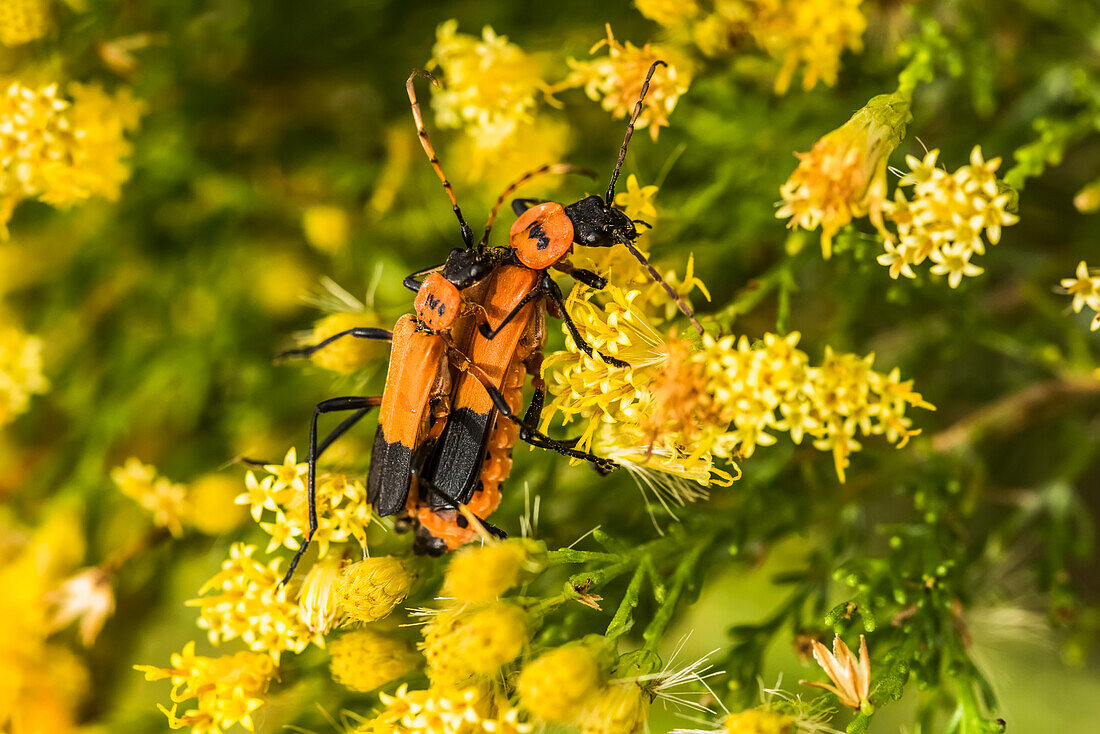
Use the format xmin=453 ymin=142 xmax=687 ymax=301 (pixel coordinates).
xmin=441 ymin=539 xmax=535 ymax=604
xmin=305 ymin=311 xmax=388 ymax=374
xmin=420 ymin=602 xmax=529 ymax=684
xmin=135 ymin=642 xmax=277 ymax=734
xmin=111 ymin=458 xmax=189 ymax=537
xmin=544 ymin=282 xmax=934 ymax=484
xmin=566 ymin=25 xmax=690 ymax=141
xmin=1059 ymin=261 xmax=1100 ymax=331
xmin=574 ymin=680 xmax=650 ymax=734
xmin=635 ymin=0 xmax=866 ymax=94
xmin=517 ymin=645 xmax=602 ymax=722
xmin=301 ymin=204 xmax=350 ymax=254
xmin=235 ymin=448 xmax=372 ymax=557
xmin=329 ymin=629 xmax=419 ymax=693
xmin=0 ymin=81 xmax=144 ymax=235
xmin=0 ymin=319 xmax=47 ymax=427
xmin=335 ymin=556 xmax=416 ymax=624
xmin=878 ymin=147 xmax=1018 ymax=287
xmin=778 ymin=93 xmax=910 ymax=258
xmin=429 ymin=20 xmax=546 ymax=151
xmin=363 ymin=682 xmax=531 ymax=734
xmin=187 ymin=543 xmax=318 ymax=661
xmin=0 ymin=0 xmax=50 ymax=47
xmin=723 ymin=709 xmax=795 ymax=733
xmin=0 ymin=510 xmax=89 ymax=734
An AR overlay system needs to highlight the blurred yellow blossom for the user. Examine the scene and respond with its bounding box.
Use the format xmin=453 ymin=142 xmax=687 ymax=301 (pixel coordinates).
xmin=724 ymin=708 xmax=795 ymax=733
xmin=45 ymin=567 xmax=115 ymax=646
xmin=1073 ymin=180 xmax=1100 ymax=213
xmin=185 ymin=474 xmax=249 ymax=535
xmin=0 ymin=0 xmax=50 ymax=47
xmin=441 ymin=540 xmax=536 ymax=604
xmin=878 ymin=146 xmax=1018 ymax=287
xmin=328 ymin=629 xmax=419 ymax=693
xmin=754 ymin=0 xmax=866 ymax=94
xmin=421 ymin=603 xmax=528 ymax=684
xmin=448 ymin=114 xmax=573 ymax=193
xmin=0 ymin=320 xmax=48 ymax=426
xmin=566 ymin=25 xmax=690 ymax=141
xmin=1059 ymin=260 xmax=1100 ymax=331
xmin=429 ymin=20 xmax=546 ymax=151
xmin=518 ymin=644 xmax=602 ymax=722
xmin=187 ymin=543 xmax=319 ymax=661
xmin=574 ymin=680 xmax=650 ymax=734
xmin=0 ymin=81 xmax=144 ymax=235
xmin=135 ymin=642 xmax=277 ymax=734
xmin=778 ymin=93 xmax=910 ymax=258
xmin=635 ymin=0 xmax=701 ymax=26
xmin=111 ymin=458 xmax=189 ymax=537
xmin=301 ymin=204 xmax=350 ymax=254
xmin=801 ymin=634 xmax=870 ymax=711
xmin=305 ymin=311 xmax=388 ymax=375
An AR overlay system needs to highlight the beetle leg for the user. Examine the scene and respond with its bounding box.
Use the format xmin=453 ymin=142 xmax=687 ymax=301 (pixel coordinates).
xmin=282 ymin=395 xmax=382 ymax=586
xmin=477 ymin=288 xmax=543 ymax=340
xmin=542 ymin=274 xmax=630 ymax=369
xmin=276 ymin=327 xmax=393 ymax=362
xmin=402 ymin=263 xmax=446 ymax=292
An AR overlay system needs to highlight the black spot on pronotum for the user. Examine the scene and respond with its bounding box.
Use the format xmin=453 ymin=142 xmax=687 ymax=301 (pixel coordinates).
xmin=437 ymin=303 xmax=446 ymax=316
xmin=527 ymin=221 xmax=550 ymax=251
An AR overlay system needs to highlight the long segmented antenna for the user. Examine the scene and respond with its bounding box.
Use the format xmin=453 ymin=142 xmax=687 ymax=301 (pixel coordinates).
xmin=606 ymin=60 xmax=666 ymax=205
xmin=407 ymin=70 xmax=475 ymax=248
xmin=617 ymin=232 xmax=705 ymax=335
xmin=478 ymin=163 xmax=594 ymax=248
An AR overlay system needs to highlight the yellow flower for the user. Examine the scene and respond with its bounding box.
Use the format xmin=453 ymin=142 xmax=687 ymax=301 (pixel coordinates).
xmin=305 ymin=311 xmax=387 ymax=375
xmin=614 ymin=174 xmax=659 ymax=222
xmin=518 ymin=644 xmax=602 ymax=722
xmin=367 ymin=682 xmax=532 ymax=734
xmin=574 ymin=680 xmax=650 ymax=734
xmin=447 ymin=114 xmax=573 ymax=194
xmin=800 ymin=634 xmax=871 ymax=711
xmin=1074 ymin=181 xmax=1100 ymax=213
xmin=297 ymin=558 xmax=342 ymax=636
xmin=753 ymin=0 xmax=867 ymax=94
xmin=301 ymin=204 xmax=350 ymax=254
xmin=45 ymin=567 xmax=116 ymax=646
xmin=777 ymin=93 xmax=910 ymax=258
xmin=429 ymin=20 xmax=546 ymax=150
xmin=1059 ymin=260 xmax=1100 ymax=315
xmin=421 ymin=603 xmax=529 ymax=684
xmin=635 ymin=0 xmax=701 ymax=26
xmin=879 ymin=146 xmax=1018 ymax=286
xmin=187 ymin=543 xmax=317 ymax=661
xmin=0 ymin=320 xmax=48 ymax=426
xmin=724 ymin=708 xmax=795 ymax=734
xmin=111 ymin=458 xmax=189 ymax=537
xmin=441 ymin=540 xmax=537 ymax=604
xmin=0 ymin=80 xmax=143 ymax=235
xmin=566 ymin=25 xmax=691 ymax=141
xmin=185 ymin=473 xmax=249 ymax=535
xmin=335 ymin=556 xmax=415 ymax=625
xmin=135 ymin=641 xmax=277 ymax=733
xmin=0 ymin=0 xmax=50 ymax=47
xmin=328 ymin=629 xmax=419 ymax=693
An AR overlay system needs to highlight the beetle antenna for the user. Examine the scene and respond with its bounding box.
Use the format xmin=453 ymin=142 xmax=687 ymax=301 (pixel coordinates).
xmin=616 ymin=232 xmax=705 ymax=335
xmin=479 ymin=163 xmax=595 ymax=248
xmin=407 ymin=70 xmax=475 ymax=249
xmin=606 ymin=60 xmax=666 ymax=205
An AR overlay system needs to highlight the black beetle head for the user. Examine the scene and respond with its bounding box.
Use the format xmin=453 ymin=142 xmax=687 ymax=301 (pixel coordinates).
xmin=565 ymin=195 xmax=638 ymax=249
xmin=439 ymin=247 xmax=494 ymax=289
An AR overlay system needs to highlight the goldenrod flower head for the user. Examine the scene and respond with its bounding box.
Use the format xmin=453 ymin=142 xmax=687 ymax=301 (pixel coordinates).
xmin=297 ymin=557 xmax=342 ymax=636
xmin=447 ymin=114 xmax=573 ymax=192
xmin=0 ymin=0 xmax=50 ymax=47
xmin=574 ymin=680 xmax=650 ymax=734
xmin=306 ymin=311 xmax=387 ymax=374
xmin=328 ymin=629 xmax=419 ymax=693
xmin=635 ymin=0 xmax=701 ymax=26
xmin=441 ymin=539 xmax=538 ymax=604
xmin=778 ymin=93 xmax=910 ymax=258
xmin=724 ymin=709 xmax=794 ymax=734
xmin=238 ymin=448 xmax=372 ymax=557
xmin=518 ymin=644 xmax=602 ymax=722
xmin=429 ymin=20 xmax=546 ymax=150
xmin=45 ymin=567 xmax=115 ymax=646
xmin=135 ymin=641 xmax=277 ymax=734
xmin=753 ymin=0 xmax=867 ymax=94
xmin=0 ymin=321 xmax=48 ymax=427
xmin=111 ymin=458 xmax=189 ymax=537
xmin=879 ymin=146 xmax=1019 ymax=287
xmin=335 ymin=556 xmax=415 ymax=625
xmin=0 ymin=80 xmax=143 ymax=235
xmin=567 ymin=25 xmax=690 ymax=141
xmin=615 ymin=174 xmax=659 ymax=223
xmin=188 ymin=543 xmax=317 ymax=660
xmin=801 ymin=634 xmax=870 ymax=711
xmin=1059 ymin=261 xmax=1100 ymax=331
xmin=367 ymin=682 xmax=532 ymax=734
xmin=301 ymin=204 xmax=350 ymax=254
xmin=421 ymin=602 xmax=529 ymax=684
xmin=185 ymin=473 xmax=249 ymax=535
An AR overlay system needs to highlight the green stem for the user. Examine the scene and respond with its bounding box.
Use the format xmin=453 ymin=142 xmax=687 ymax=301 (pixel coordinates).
xmin=642 ymin=534 xmax=713 ymax=652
